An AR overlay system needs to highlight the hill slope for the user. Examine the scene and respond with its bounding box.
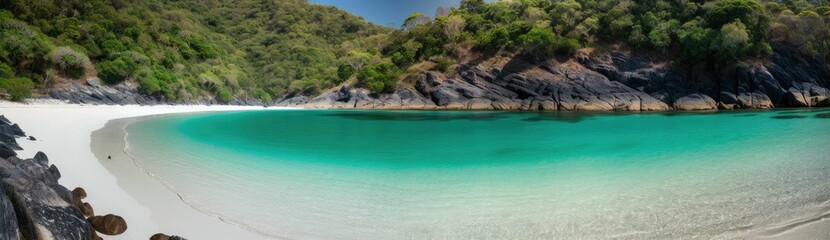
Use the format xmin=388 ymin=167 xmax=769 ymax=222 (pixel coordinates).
xmin=0 ymin=0 xmax=385 ymax=103
xmin=2 ymin=0 xmax=830 ymax=109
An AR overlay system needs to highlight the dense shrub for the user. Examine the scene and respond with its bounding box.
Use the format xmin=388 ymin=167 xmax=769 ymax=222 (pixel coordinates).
xmin=357 ymin=62 xmax=400 ymax=93
xmin=336 ymin=64 xmax=355 ymax=82
xmin=254 ymin=88 xmax=272 ymax=102
xmin=0 ymin=62 xmax=13 ymax=78
xmin=554 ymin=38 xmax=581 ymax=56
xmin=0 ymin=77 xmax=35 ymax=101
xmin=97 ymin=58 xmax=132 ymax=84
xmin=217 ymin=87 xmax=233 ymax=102
xmin=50 ymin=47 xmax=91 ymax=78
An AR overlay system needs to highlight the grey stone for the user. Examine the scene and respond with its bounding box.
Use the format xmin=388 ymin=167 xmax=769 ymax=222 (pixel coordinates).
xmin=673 ymin=94 xmax=717 ymax=110
xmin=0 ymin=182 xmax=21 ymax=240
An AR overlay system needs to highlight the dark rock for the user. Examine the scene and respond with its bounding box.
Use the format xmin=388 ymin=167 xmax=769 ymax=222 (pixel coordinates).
xmin=0 ymin=132 xmax=21 ymax=150
xmin=3 ymin=177 xmax=93 ymax=240
xmin=88 ymin=214 xmax=127 ymax=236
xmin=72 ymin=187 xmax=88 ymax=200
xmin=28 ymin=136 xmax=36 ymax=141
xmin=49 ymin=164 xmax=61 ymax=180
xmin=34 ymin=151 xmax=49 ymax=166
xmin=16 ymin=159 xmax=57 ymax=184
xmin=9 ymin=123 xmax=25 ymax=137
xmin=0 ymin=182 xmax=21 ymax=240
xmin=151 ymin=234 xmax=189 ymax=240
xmin=720 ymin=91 xmax=739 ymax=105
xmin=80 ymin=202 xmax=94 ymax=217
xmin=430 ymin=86 xmax=463 ymax=107
xmin=151 ymin=233 xmax=171 ymax=240
xmin=0 ymin=142 xmax=17 ymax=159
xmin=336 ymin=84 xmax=351 ymax=102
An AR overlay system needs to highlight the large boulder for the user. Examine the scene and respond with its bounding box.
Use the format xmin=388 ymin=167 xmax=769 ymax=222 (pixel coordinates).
xmin=0 ymin=182 xmax=21 ymax=240
xmin=88 ymin=214 xmax=127 ymax=236
xmin=673 ymin=94 xmax=717 ymax=110
xmin=1 ymin=152 xmax=92 ymax=240
xmin=0 ymin=143 xmax=16 ymax=159
xmin=34 ymin=151 xmax=49 ymax=167
xmin=0 ymin=132 xmax=21 ymax=150
xmin=3 ymin=178 xmax=93 ymax=240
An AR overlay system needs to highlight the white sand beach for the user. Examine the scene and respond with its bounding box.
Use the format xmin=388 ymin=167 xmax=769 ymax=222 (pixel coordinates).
xmin=0 ymin=100 xmax=286 ymax=240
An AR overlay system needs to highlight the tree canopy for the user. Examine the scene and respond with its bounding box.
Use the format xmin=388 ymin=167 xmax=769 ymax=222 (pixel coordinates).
xmin=3 ymin=0 xmax=830 ymax=100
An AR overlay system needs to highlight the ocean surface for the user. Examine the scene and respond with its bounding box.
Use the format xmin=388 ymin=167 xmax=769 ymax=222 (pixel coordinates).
xmin=124 ymin=109 xmax=830 ymax=239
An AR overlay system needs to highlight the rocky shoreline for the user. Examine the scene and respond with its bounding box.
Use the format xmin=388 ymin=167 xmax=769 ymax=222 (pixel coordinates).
xmin=40 ymin=45 xmax=830 ymax=111
xmin=0 ymin=115 xmax=185 ymax=240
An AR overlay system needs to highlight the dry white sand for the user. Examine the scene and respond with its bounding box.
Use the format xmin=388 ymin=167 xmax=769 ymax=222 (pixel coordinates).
xmin=0 ymin=100 xmax=287 ymax=240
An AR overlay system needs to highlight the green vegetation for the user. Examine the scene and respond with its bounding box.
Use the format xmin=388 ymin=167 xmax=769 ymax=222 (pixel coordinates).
xmin=0 ymin=77 xmax=34 ymax=101
xmin=3 ymin=0 xmax=830 ymax=101
xmin=0 ymin=0 xmax=384 ymax=101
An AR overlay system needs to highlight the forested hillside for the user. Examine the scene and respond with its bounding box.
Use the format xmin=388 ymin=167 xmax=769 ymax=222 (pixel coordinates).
xmin=1 ymin=0 xmax=830 ymax=103
xmin=0 ymin=0 xmax=384 ymax=102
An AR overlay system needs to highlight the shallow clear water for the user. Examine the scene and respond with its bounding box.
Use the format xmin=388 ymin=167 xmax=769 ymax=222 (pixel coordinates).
xmin=125 ymin=109 xmax=830 ymax=239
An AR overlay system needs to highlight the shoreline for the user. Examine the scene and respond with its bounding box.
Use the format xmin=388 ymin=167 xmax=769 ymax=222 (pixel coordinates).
xmin=0 ymin=101 xmax=291 ymax=239
xmin=93 ymin=114 xmax=279 ymax=239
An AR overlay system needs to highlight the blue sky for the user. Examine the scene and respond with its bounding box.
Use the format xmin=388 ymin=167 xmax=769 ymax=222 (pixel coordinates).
xmin=308 ymin=0 xmax=462 ymax=27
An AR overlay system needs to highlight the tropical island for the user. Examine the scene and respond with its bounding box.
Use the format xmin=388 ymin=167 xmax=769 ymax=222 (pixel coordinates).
xmin=1 ymin=0 xmax=830 ymax=240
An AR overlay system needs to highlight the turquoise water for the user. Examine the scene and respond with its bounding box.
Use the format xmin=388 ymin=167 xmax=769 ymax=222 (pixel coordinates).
xmin=125 ymin=109 xmax=830 ymax=239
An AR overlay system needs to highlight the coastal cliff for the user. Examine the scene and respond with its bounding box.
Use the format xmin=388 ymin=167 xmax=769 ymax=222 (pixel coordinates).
xmin=276 ymin=45 xmax=830 ymax=111
xmin=41 ymin=45 xmax=830 ymax=111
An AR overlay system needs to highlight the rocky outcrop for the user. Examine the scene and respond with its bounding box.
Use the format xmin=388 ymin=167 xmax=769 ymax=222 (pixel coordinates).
xmin=47 ymin=78 xmax=160 ymax=106
xmin=46 ymin=78 xmax=265 ymax=106
xmin=0 ymin=181 xmax=20 ymax=240
xmin=33 ymin=44 xmax=830 ymax=111
xmin=0 ymin=116 xmax=144 ymax=240
xmin=0 ymin=148 xmax=93 ymax=240
xmin=580 ymin=44 xmax=830 ymax=111
xmin=276 ymin=45 xmax=828 ymax=111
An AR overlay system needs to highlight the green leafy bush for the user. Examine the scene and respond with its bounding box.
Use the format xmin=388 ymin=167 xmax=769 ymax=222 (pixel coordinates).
xmin=0 ymin=77 xmax=35 ymax=101
xmin=254 ymin=88 xmax=272 ymax=102
xmin=217 ymin=87 xmax=233 ymax=102
xmin=0 ymin=62 xmax=13 ymax=78
xmin=518 ymin=27 xmax=556 ymax=61
xmin=337 ymin=64 xmax=355 ymax=82
xmin=50 ymin=47 xmax=91 ymax=78
xmin=97 ymin=58 xmax=132 ymax=84
xmin=554 ymin=38 xmax=581 ymax=55
xmin=357 ymin=62 xmax=401 ymax=93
